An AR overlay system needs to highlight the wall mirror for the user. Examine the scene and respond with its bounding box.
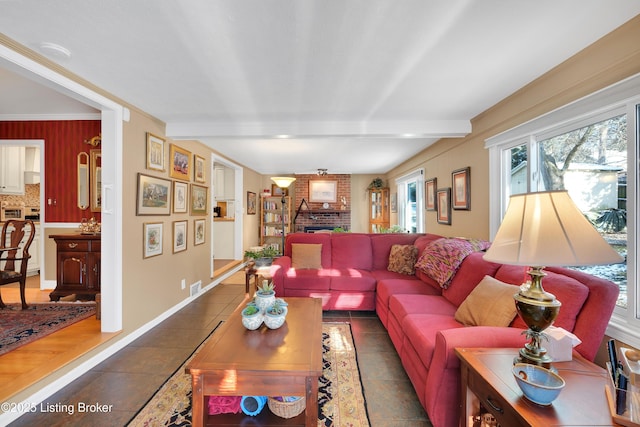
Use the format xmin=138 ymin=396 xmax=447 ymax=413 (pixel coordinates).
xmin=90 ymin=149 xmax=102 ymax=212
xmin=77 ymin=152 xmax=89 ymax=210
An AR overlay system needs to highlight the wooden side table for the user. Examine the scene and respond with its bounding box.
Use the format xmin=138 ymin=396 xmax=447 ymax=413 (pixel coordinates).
xmin=456 ymin=348 xmax=618 ymax=427
xmin=244 ymin=263 xmax=272 ymax=294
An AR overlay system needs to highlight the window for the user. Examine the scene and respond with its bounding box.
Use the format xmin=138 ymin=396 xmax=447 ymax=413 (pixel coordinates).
xmin=486 ymin=74 xmax=640 ymax=348
xmin=396 ymin=169 xmax=424 ymax=233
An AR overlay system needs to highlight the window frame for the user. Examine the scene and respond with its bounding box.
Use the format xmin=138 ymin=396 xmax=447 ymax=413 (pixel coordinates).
xmin=395 ymin=168 xmax=424 ymax=233
xmin=485 ymin=73 xmax=640 ymax=349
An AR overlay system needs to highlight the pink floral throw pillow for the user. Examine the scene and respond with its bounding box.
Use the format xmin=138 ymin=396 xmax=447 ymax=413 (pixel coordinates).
xmin=387 ymin=244 xmax=419 ymax=275
xmin=415 ymin=238 xmax=491 ymax=288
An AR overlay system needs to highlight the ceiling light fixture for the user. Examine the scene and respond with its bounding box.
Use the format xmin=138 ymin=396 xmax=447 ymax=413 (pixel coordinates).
xmin=317 ymin=169 xmax=328 ymax=176
xmin=38 ymin=42 xmax=72 ymax=60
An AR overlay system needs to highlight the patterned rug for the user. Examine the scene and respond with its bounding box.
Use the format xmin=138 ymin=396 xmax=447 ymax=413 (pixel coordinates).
xmin=0 ymin=302 xmax=97 ymax=356
xmin=128 ymin=322 xmax=370 ymax=426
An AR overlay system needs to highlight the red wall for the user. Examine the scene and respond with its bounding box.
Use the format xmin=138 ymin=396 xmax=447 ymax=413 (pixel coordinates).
xmin=0 ymin=120 xmax=101 ymax=222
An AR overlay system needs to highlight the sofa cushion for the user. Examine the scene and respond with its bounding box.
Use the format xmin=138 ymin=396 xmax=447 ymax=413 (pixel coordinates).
xmin=402 ymin=314 xmax=464 ymax=370
xmin=496 ymin=265 xmax=589 ymax=332
xmin=331 ymin=233 xmax=373 ymax=270
xmin=454 ymin=275 xmax=518 ymax=327
xmin=330 ymin=269 xmax=377 ymax=291
xmin=291 ymin=243 xmax=322 ymax=269
xmin=283 ymin=269 xmax=330 ymax=290
xmin=387 ymin=244 xmax=419 ymax=275
xmin=371 ymin=233 xmax=422 ymax=270
xmin=443 ymin=252 xmax=502 ymax=307
xmin=415 ymin=238 xmax=491 ymax=288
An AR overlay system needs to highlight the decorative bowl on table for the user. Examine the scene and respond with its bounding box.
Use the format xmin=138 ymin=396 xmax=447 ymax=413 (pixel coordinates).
xmin=512 ymin=363 xmax=565 ymax=406
xmin=241 ymin=305 xmax=263 ymax=330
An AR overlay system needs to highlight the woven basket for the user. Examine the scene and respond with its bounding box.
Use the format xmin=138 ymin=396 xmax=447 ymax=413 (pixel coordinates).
xmin=267 ymin=396 xmax=306 ymax=419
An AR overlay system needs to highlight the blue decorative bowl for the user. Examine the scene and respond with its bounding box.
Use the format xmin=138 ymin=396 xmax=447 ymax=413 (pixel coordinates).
xmin=512 ymin=363 xmax=565 ymax=406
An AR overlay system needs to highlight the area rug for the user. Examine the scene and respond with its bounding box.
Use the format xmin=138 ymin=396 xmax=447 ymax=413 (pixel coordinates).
xmin=127 ymin=322 xmax=370 ymax=427
xmin=0 ymin=302 xmax=97 ymax=356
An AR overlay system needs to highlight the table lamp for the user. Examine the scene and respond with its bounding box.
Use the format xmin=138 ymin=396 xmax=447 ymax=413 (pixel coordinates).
xmin=483 ymin=190 xmax=623 ymax=367
xmin=270 ymin=177 xmax=296 ymax=255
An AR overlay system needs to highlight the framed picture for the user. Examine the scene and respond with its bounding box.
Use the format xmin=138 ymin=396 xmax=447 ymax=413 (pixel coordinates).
xmin=173 ymin=181 xmax=188 ymax=213
xmin=143 ymin=222 xmax=163 ymax=258
xmin=173 ymin=220 xmax=187 ymax=253
xmin=137 ymin=173 xmax=172 ymax=215
xmin=390 ymin=193 xmax=397 ymax=213
xmin=191 ymin=184 xmax=208 ymax=215
xmin=452 ymin=167 xmax=471 ymax=210
xmin=425 ymin=177 xmax=437 ymax=211
xmin=309 ymin=180 xmax=337 ymax=203
xmin=194 ymin=154 xmax=206 ymax=183
xmin=169 ymin=144 xmax=191 ymax=181
xmin=437 ymin=188 xmax=452 ymax=225
xmin=194 ymin=218 xmax=206 ymax=245
xmin=271 ymin=184 xmax=288 ymax=196
xmin=247 ymin=191 xmax=257 ymax=215
xmin=146 ymin=132 xmax=165 ymax=171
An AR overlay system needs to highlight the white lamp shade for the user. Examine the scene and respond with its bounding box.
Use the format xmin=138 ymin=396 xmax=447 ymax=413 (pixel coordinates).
xmin=271 ymin=177 xmax=296 ymax=188
xmin=484 ymin=190 xmax=623 ymax=267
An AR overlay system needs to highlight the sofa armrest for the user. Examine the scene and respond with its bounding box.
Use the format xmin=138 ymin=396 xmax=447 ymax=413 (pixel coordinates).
xmin=434 ymin=326 xmax=527 ymax=370
xmin=270 ymin=256 xmax=291 ymax=294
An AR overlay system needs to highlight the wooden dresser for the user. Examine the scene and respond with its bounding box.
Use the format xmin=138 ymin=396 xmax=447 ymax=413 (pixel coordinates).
xmin=49 ymin=234 xmax=101 ymax=301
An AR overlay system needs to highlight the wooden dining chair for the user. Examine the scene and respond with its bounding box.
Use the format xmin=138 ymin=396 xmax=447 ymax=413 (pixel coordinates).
xmin=0 ymin=219 xmax=35 ymax=310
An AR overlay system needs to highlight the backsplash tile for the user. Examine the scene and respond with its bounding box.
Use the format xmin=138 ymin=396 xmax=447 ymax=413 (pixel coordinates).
xmin=0 ymin=184 xmax=40 ymax=206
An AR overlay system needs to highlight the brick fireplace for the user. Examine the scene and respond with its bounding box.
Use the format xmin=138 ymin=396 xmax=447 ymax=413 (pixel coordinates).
xmin=292 ymin=174 xmax=351 ymax=232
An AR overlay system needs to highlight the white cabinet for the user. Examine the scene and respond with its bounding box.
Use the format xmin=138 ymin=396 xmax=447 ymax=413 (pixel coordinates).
xmin=0 ymin=146 xmax=25 ymax=194
xmin=214 ymin=165 xmax=235 ymax=200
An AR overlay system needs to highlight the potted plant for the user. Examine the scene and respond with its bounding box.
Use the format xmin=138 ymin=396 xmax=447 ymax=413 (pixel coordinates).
xmin=241 ymin=303 xmax=263 ymax=330
xmin=244 ymin=246 xmax=279 ymax=267
xmin=264 ymin=299 xmax=288 ymax=329
xmin=255 ymin=280 xmax=276 ymax=312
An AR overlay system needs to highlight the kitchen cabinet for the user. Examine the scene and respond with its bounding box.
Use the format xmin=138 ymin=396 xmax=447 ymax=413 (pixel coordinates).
xmin=0 ymin=146 xmax=25 ymax=194
xmin=49 ymin=234 xmax=101 ymax=301
xmin=213 ymin=165 xmax=234 ymax=200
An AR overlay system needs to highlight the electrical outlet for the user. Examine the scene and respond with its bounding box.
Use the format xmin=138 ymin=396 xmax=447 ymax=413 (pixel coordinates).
xmin=181 ymin=279 xmax=186 ymax=290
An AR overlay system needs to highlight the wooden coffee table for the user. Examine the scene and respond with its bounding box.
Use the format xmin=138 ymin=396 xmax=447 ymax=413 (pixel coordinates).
xmin=186 ymin=297 xmax=323 ymax=426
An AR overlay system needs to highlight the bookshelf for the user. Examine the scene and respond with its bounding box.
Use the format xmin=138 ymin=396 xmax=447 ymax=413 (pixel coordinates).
xmin=260 ymin=195 xmax=291 ymax=252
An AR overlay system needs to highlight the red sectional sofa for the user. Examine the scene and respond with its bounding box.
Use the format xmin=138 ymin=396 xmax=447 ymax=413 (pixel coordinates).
xmin=270 ymin=232 xmax=619 ymax=427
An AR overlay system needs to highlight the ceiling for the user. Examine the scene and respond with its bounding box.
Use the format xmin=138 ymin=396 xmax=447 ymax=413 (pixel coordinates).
xmin=1 ymin=1 xmax=639 ymax=175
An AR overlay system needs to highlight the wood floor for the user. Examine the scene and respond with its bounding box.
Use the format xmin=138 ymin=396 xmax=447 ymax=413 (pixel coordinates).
xmin=0 ymin=259 xmax=241 ymax=403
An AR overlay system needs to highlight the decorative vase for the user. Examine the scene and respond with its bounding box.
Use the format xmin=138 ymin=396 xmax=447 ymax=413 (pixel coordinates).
xmin=255 ymin=290 xmax=276 ymax=312
xmin=241 ymin=305 xmax=263 ymax=330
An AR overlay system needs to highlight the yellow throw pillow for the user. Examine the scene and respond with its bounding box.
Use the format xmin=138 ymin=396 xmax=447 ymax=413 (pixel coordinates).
xmin=454 ymin=275 xmax=518 ymax=327
xmin=291 ymin=243 xmax=323 ymax=269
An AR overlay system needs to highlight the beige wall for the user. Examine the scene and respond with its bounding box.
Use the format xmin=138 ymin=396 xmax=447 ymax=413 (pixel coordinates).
xmin=387 ymin=14 xmax=640 ymax=240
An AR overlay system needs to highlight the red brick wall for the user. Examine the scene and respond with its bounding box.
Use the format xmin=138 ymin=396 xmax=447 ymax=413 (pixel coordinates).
xmin=293 ymin=174 xmax=351 ymax=232
xmin=0 ymin=120 xmax=102 ymax=222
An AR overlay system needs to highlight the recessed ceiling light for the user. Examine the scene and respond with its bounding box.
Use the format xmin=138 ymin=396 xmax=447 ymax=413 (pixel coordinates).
xmin=274 ymin=134 xmax=291 ymax=139
xmin=38 ymin=42 xmax=72 ymax=60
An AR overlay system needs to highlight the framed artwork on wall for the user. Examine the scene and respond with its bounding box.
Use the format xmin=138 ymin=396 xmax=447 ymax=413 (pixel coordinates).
xmin=452 ymin=167 xmax=471 ymax=210
xmin=247 ymin=191 xmax=257 ymax=215
xmin=173 ymin=181 xmax=188 ymax=213
xmin=143 ymin=222 xmax=163 ymax=258
xmin=425 ymin=177 xmax=437 ymax=211
xmin=271 ymin=184 xmax=288 ymax=196
xmin=191 ymin=184 xmax=208 ymax=215
xmin=146 ymin=132 xmax=165 ymax=172
xmin=194 ymin=219 xmax=205 ymax=245
xmin=194 ymin=154 xmax=206 ymax=183
xmin=137 ymin=173 xmax=172 ymax=215
xmin=309 ymin=180 xmax=337 ymax=203
xmin=173 ymin=220 xmax=187 ymax=253
xmin=169 ymin=144 xmax=191 ymax=181
xmin=437 ymin=188 xmax=451 ymax=225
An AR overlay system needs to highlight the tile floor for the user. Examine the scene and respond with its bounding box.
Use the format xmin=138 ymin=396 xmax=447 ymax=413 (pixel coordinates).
xmin=9 ymin=272 xmax=432 ymax=427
